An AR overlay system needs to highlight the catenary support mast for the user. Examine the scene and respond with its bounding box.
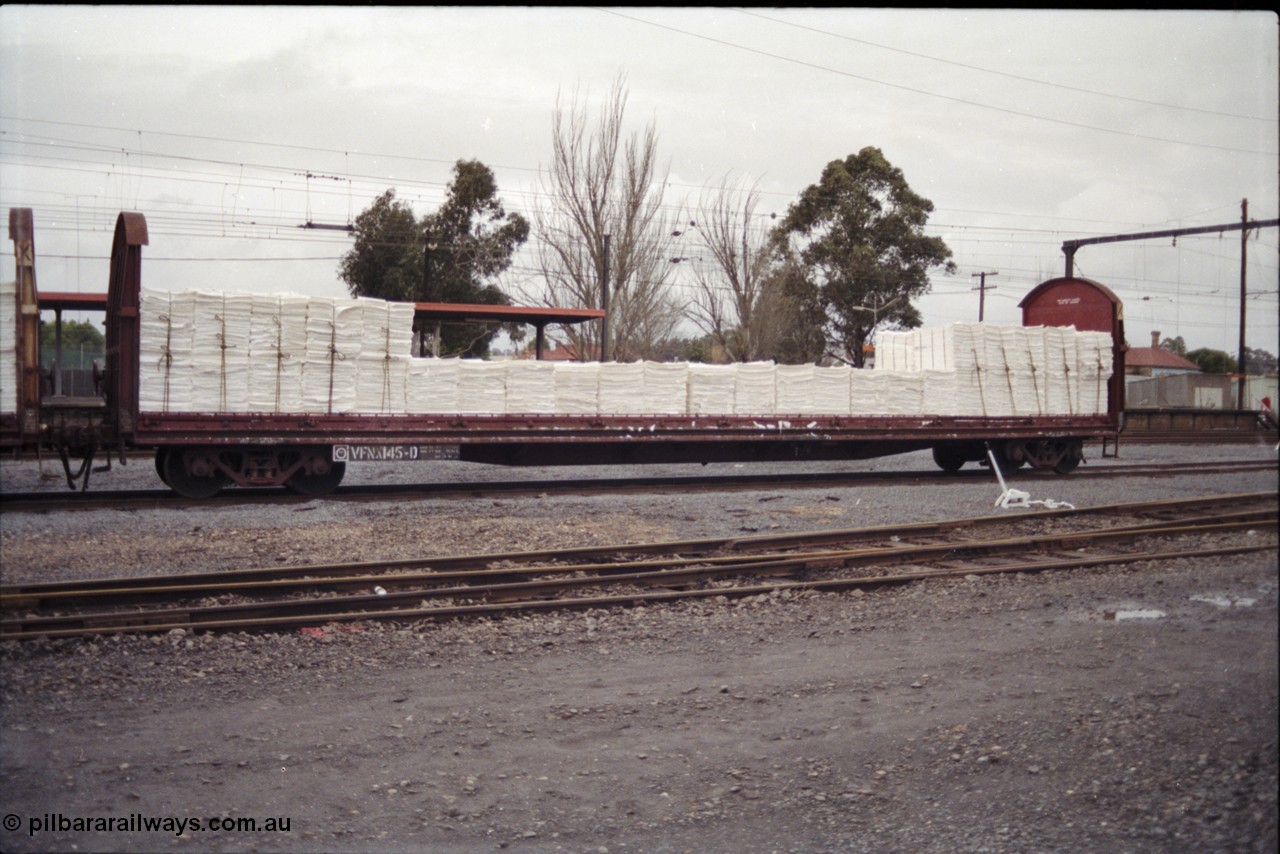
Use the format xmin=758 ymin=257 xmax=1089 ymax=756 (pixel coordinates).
xmin=1062 ymin=207 xmax=1278 ymax=410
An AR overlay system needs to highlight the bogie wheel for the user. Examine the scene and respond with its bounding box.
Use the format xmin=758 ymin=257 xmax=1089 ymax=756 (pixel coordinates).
xmin=154 ymin=448 xmax=171 ymax=486
xmin=1001 ymin=456 xmax=1027 ymax=474
xmin=285 ymin=459 xmax=346 ymax=496
xmin=162 ymin=447 xmax=227 ymax=499
xmin=932 ymin=445 xmax=967 ymax=472
xmin=1053 ymin=442 xmax=1083 ymax=474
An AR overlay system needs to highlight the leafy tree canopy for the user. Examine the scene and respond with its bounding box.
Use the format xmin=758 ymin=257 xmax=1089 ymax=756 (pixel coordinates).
xmin=1186 ymin=348 xmax=1238 ymax=374
xmin=1242 ymin=346 xmax=1277 ymax=375
xmin=338 ymin=189 xmax=419 ymax=304
xmin=40 ymin=319 xmax=104 ymax=352
xmin=777 ymin=147 xmax=955 ymax=367
xmin=422 ymin=159 xmax=530 ymax=303
xmin=338 ymin=160 xmax=529 ymax=357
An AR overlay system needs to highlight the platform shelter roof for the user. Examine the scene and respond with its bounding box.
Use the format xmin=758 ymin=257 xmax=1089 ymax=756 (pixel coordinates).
xmin=38 ymin=292 xmax=109 ymax=311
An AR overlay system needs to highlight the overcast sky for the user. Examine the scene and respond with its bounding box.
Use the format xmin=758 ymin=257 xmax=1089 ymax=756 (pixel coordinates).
xmin=2 ymin=7 xmax=1276 ymax=356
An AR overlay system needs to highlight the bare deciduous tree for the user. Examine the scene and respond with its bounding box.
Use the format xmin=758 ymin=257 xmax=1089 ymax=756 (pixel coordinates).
xmin=684 ymin=176 xmax=789 ymax=362
xmin=530 ymin=76 xmax=682 ymax=361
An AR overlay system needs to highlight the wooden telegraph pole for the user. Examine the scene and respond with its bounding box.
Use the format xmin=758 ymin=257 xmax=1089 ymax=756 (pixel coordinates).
xmin=970 ymin=271 xmax=998 ymax=321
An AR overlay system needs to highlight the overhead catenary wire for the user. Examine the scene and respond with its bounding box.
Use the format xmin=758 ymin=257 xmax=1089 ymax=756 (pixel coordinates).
xmin=731 ymin=8 xmax=1272 ymax=123
xmin=4 ymin=120 xmax=1274 ymax=356
xmin=7 ymin=121 xmax=1272 ymax=254
xmin=590 ymin=8 xmax=1277 ymax=157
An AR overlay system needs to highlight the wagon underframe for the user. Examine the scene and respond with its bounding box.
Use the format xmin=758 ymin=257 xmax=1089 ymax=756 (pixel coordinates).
xmin=132 ymin=411 xmax=1114 ymax=447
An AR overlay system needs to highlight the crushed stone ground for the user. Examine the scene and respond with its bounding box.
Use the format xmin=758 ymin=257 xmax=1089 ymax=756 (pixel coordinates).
xmin=1 ymin=443 xmax=1276 ymax=853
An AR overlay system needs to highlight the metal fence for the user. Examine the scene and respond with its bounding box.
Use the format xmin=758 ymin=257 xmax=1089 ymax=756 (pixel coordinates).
xmin=40 ymin=346 xmax=103 ymax=398
xmin=1126 ymin=374 xmax=1278 ymax=410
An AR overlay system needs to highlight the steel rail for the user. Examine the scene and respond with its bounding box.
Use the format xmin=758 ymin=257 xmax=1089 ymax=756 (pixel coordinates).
xmin=3 ymin=511 xmax=1273 ymax=639
xmin=2 ymin=492 xmax=1274 ymax=603
xmin=3 ymin=507 xmax=1275 ymax=611
xmin=0 ymin=459 xmax=1274 ymax=514
xmin=1 ymin=540 xmax=1270 ymax=641
xmin=5 ymin=491 xmax=1274 ymax=604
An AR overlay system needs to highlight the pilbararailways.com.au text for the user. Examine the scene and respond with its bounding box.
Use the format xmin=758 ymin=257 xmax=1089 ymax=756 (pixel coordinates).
xmin=6 ymin=812 xmax=291 ymax=838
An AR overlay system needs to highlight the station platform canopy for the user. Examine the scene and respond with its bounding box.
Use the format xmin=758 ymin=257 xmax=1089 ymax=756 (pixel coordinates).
xmin=38 ymin=292 xmax=109 ymax=311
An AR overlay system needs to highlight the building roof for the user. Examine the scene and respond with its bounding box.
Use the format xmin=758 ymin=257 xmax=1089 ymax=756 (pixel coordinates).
xmin=1126 ymin=346 xmax=1200 ymax=371
xmin=38 ymin=291 xmax=109 ymax=311
xmin=413 ymin=302 xmax=604 ymax=326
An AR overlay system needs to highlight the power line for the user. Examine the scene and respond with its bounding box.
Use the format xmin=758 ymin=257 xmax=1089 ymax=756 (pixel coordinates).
xmin=733 ymin=9 xmax=1271 ymax=123
xmin=591 ymin=8 xmax=1277 ymax=157
xmin=6 ymin=125 xmax=1274 ymax=327
xmin=0 ymin=115 xmax=501 ymax=173
xmin=8 ymin=123 xmax=1274 ymax=250
xmin=37 ymin=253 xmax=345 ymax=262
xmin=0 ymin=115 xmax=799 ymax=207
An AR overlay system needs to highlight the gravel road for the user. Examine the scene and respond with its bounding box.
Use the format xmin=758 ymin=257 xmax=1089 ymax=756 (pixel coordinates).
xmin=1 ymin=441 xmax=1276 ymax=853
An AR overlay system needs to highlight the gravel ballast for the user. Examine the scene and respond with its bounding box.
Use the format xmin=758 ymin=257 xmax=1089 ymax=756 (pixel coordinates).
xmin=1 ymin=441 xmax=1276 ymax=853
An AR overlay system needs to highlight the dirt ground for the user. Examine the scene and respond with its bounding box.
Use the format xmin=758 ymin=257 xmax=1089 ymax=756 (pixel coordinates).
xmin=0 ymin=451 xmax=1276 ymax=853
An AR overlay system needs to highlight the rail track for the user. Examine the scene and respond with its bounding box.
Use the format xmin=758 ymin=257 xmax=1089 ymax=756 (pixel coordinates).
xmin=2 ymin=492 xmax=1274 ymax=641
xmin=1 ymin=457 xmax=1275 ymax=514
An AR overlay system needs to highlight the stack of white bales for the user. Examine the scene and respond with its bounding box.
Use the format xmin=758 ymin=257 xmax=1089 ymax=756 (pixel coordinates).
xmin=0 ymin=280 xmax=18 ymax=415
xmin=185 ymin=290 xmax=251 ymax=412
xmin=455 ymin=360 xmax=507 ymax=414
xmin=504 ymin=361 xmax=557 ymax=413
xmin=874 ymin=323 xmax=1112 ymax=416
xmin=354 ymin=300 xmax=415 ymax=413
xmin=687 ymin=364 xmax=737 ymax=415
xmin=809 ymin=365 xmax=854 ymax=415
xmin=849 ymin=370 xmax=904 ymax=415
xmin=554 ymin=362 xmax=601 ymax=415
xmin=139 ymin=288 xmax=419 ymax=414
xmin=734 ymin=362 xmax=777 ymax=415
xmin=138 ymin=289 xmax=191 ymax=412
xmin=302 ymin=297 xmax=346 ymax=413
xmin=642 ymin=362 xmax=690 ymax=415
xmin=591 ymin=361 xmax=696 ymax=414
xmin=135 ymin=292 xmax=1111 ymax=420
xmin=774 ymin=364 xmax=815 ymax=413
xmin=598 ymin=362 xmax=646 ymax=415
xmin=247 ymin=295 xmax=285 ymax=413
xmin=406 ymin=357 xmax=461 ymax=414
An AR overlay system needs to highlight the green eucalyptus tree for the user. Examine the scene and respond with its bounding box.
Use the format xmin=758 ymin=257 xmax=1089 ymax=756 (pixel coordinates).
xmin=778 ymin=147 xmax=955 ymax=367
xmin=338 ymin=160 xmax=528 ymax=357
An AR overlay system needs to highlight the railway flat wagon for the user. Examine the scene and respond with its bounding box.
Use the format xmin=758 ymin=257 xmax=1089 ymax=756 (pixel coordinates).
xmin=3 ymin=210 xmax=1123 ymax=497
